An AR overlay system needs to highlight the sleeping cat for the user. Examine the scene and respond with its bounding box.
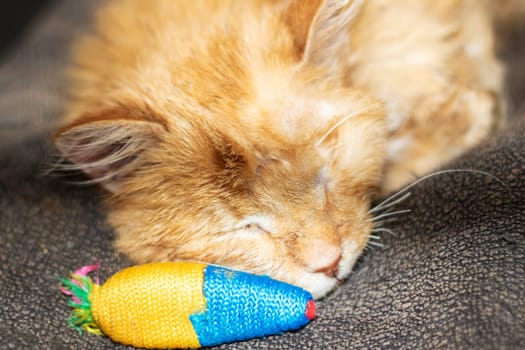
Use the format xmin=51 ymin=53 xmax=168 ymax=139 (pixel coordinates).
xmin=55 ymin=0 xmax=506 ymax=298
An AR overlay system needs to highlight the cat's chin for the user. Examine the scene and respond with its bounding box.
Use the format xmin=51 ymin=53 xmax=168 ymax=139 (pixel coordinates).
xmin=294 ymin=272 xmax=339 ymax=300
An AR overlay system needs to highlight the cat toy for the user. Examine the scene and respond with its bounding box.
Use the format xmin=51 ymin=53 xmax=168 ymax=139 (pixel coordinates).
xmin=60 ymin=261 xmax=316 ymax=349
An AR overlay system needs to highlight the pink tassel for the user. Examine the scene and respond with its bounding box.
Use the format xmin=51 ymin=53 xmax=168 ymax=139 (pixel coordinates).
xmin=74 ymin=262 xmax=100 ymax=284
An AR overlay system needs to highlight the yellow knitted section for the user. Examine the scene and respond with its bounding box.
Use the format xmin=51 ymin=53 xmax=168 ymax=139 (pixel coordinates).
xmin=90 ymin=262 xmax=206 ymax=349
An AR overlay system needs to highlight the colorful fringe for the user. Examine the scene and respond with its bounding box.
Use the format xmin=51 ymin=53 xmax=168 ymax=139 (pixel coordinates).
xmin=59 ymin=264 xmax=102 ymax=336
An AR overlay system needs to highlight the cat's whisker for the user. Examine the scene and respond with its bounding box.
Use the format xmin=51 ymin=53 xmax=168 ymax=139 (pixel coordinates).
xmin=315 ymin=107 xmax=370 ymax=146
xmin=369 ymin=169 xmax=510 ymax=223
xmin=372 ymin=227 xmax=398 ymax=236
xmin=381 ymin=169 xmax=510 ymax=211
xmin=370 ymin=191 xmax=412 ymax=214
xmin=366 ymin=241 xmax=384 ymax=248
xmin=372 ymin=217 xmax=403 ymax=227
xmin=368 ymin=234 xmax=381 ymax=240
xmin=369 ymin=209 xmax=411 ymax=222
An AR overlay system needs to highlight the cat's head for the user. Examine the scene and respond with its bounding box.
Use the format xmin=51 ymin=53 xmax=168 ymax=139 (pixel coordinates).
xmin=55 ymin=0 xmax=386 ymax=298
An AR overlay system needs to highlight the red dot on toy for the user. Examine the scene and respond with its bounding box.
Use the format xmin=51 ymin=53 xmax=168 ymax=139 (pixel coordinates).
xmin=305 ymin=299 xmax=317 ymax=320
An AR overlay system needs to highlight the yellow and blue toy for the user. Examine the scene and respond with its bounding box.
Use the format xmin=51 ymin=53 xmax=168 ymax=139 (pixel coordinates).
xmin=60 ymin=262 xmax=316 ymax=349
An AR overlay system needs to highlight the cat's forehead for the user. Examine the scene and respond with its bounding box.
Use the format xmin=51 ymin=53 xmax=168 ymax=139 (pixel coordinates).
xmin=242 ymin=84 xmax=372 ymax=144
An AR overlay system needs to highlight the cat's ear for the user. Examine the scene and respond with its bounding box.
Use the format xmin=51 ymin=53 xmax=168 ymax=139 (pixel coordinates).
xmin=54 ymin=105 xmax=167 ymax=192
xmin=284 ymin=0 xmax=363 ymax=69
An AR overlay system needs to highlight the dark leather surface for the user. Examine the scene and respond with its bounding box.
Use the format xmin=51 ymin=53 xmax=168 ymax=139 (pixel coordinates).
xmin=1 ymin=1 xmax=524 ymax=349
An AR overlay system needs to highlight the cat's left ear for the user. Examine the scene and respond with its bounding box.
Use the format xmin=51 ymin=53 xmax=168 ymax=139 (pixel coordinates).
xmin=54 ymin=105 xmax=167 ymax=192
xmin=284 ymin=0 xmax=363 ymax=70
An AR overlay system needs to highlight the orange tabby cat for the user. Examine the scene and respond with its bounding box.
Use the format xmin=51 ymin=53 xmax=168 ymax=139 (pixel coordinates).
xmin=55 ymin=0 xmax=506 ymax=298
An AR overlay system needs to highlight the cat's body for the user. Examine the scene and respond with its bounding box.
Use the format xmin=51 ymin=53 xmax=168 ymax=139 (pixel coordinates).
xmin=55 ymin=0 xmax=506 ymax=298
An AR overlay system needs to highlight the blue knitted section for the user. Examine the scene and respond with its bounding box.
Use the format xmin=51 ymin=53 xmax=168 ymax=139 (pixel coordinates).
xmin=189 ymin=265 xmax=313 ymax=347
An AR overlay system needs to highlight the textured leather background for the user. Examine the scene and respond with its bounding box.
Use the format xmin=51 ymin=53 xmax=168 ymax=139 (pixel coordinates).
xmin=1 ymin=1 xmax=524 ymax=349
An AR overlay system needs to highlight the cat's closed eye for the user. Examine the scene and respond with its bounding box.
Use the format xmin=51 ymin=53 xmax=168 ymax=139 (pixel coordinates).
xmin=242 ymin=223 xmax=268 ymax=234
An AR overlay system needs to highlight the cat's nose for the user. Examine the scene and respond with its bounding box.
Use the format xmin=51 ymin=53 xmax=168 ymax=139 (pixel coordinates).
xmin=307 ymin=242 xmax=342 ymax=278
